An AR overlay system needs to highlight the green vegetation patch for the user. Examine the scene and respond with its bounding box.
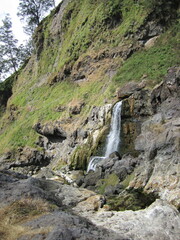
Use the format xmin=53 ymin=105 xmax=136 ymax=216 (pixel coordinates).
xmin=113 ymin=22 xmax=180 ymax=86
xmin=96 ymin=173 xmax=119 ymax=195
xmin=107 ymin=188 xmax=157 ymax=211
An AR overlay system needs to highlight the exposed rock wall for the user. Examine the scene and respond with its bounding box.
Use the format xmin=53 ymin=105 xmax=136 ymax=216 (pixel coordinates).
xmin=130 ymin=67 xmax=180 ymax=208
xmin=79 ymin=67 xmax=180 ymax=209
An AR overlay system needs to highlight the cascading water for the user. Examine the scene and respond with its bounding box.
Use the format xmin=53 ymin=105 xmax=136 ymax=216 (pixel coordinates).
xmin=105 ymin=101 xmax=122 ymax=157
xmin=87 ymin=101 xmax=122 ymax=172
xmin=87 ymin=156 xmax=106 ymax=172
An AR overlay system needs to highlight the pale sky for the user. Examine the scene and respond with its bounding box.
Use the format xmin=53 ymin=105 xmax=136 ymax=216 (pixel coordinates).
xmin=0 ymin=0 xmax=62 ymax=43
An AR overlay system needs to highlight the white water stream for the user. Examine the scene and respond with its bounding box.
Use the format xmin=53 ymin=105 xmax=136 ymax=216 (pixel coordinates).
xmin=87 ymin=101 xmax=122 ymax=172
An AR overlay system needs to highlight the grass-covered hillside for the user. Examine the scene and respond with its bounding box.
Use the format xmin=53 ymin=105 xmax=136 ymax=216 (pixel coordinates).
xmin=0 ymin=0 xmax=179 ymax=155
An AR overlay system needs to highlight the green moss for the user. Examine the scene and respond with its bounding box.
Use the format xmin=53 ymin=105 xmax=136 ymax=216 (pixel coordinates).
xmin=107 ymin=188 xmax=157 ymax=211
xmin=121 ymin=172 xmax=135 ymax=189
xmin=69 ymin=126 xmax=110 ymax=170
xmin=96 ymin=173 xmax=119 ymax=195
xmin=70 ymin=135 xmax=94 ymax=170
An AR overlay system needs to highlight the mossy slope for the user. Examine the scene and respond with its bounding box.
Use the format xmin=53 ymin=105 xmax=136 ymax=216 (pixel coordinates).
xmin=0 ymin=0 xmax=179 ymax=155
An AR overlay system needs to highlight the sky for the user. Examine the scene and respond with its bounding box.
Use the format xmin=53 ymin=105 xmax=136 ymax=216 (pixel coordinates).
xmin=0 ymin=0 xmax=62 ymax=43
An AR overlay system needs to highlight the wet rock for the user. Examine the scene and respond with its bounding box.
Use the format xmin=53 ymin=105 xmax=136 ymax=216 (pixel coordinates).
xmin=109 ymin=151 xmax=121 ymax=159
xmin=100 ymin=158 xmax=117 ymax=171
xmin=82 ymin=168 xmax=102 ymax=188
xmin=120 ymin=86 xmax=152 ymax=156
xmin=121 ymin=89 xmax=152 ymax=118
xmin=110 ymin=155 xmax=138 ymax=180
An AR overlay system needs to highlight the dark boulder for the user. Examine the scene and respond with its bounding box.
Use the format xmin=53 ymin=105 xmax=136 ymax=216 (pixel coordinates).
xmin=109 ymin=151 xmax=121 ymax=160
xmin=33 ymin=121 xmax=67 ymax=142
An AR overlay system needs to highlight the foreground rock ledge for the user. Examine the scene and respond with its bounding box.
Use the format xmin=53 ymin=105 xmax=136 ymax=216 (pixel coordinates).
xmin=0 ymin=171 xmax=179 ymax=240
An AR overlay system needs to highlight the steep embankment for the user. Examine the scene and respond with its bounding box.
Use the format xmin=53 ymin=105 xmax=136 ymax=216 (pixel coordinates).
xmin=0 ymin=0 xmax=179 ymax=201
xmin=0 ymin=0 xmax=180 ymax=239
xmin=0 ymin=0 xmax=179 ymax=158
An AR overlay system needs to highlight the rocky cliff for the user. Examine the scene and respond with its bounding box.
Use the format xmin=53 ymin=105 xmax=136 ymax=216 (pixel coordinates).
xmin=0 ymin=0 xmax=180 ymax=239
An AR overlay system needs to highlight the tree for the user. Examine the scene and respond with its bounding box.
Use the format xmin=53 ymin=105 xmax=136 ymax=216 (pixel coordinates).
xmin=17 ymin=0 xmax=55 ymax=35
xmin=0 ymin=15 xmax=21 ymax=80
xmin=19 ymin=39 xmax=34 ymax=64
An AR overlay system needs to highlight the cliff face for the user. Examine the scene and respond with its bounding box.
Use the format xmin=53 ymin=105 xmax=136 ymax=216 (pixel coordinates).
xmin=0 ymin=0 xmax=179 ymax=157
xmin=0 ymin=0 xmax=179 ymax=182
xmin=0 ymin=0 xmax=180 ymax=239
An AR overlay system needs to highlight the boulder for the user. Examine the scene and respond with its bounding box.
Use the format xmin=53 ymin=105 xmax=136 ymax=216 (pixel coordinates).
xmin=82 ymin=168 xmax=102 ymax=188
xmin=0 ymin=170 xmax=119 ymax=240
xmin=109 ymin=151 xmax=121 ymax=159
xmin=33 ymin=121 xmax=67 ymax=142
xmin=117 ymin=81 xmax=146 ymax=100
xmin=0 ymin=147 xmax=50 ymax=176
xmin=80 ymin=199 xmax=180 ymax=240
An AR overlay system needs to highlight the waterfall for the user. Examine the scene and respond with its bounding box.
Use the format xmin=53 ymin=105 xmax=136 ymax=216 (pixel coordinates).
xmin=87 ymin=101 xmax=122 ymax=172
xmin=87 ymin=156 xmax=106 ymax=172
xmin=104 ymin=101 xmax=122 ymax=157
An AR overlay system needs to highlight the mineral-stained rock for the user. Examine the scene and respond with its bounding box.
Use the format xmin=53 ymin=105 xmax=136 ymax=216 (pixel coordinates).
xmin=119 ymin=87 xmax=152 ymax=156
xmin=121 ymin=88 xmax=152 ymax=118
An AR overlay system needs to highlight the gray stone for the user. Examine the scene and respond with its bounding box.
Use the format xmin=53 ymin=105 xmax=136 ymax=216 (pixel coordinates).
xmin=74 ymin=199 xmax=180 ymax=240
xmin=33 ymin=121 xmax=67 ymax=142
xmin=83 ymin=169 xmax=102 ymax=187
xmin=109 ymin=151 xmax=121 ymax=159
